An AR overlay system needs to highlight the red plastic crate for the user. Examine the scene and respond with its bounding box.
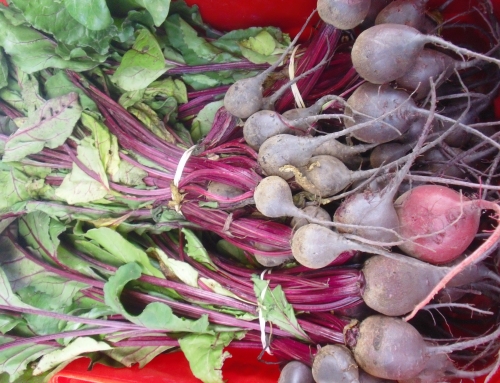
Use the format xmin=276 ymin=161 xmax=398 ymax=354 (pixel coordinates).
xmin=50 ymin=347 xmax=280 ymax=383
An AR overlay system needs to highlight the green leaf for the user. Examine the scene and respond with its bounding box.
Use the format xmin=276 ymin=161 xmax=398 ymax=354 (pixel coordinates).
xmin=0 ymin=49 xmax=9 ymax=89
xmin=0 ymin=314 xmax=23 ymax=334
xmin=190 ymin=101 xmax=223 ymax=142
xmin=55 ymin=139 xmax=110 ymax=204
xmin=0 ymin=12 xmax=101 ymax=73
xmin=63 ymin=0 xmax=113 ymax=31
xmin=0 ymin=88 xmax=24 ymax=115
xmin=181 ymin=228 xmax=215 ymax=269
xmin=0 ymin=338 xmax=56 ymax=383
xmin=3 ymin=92 xmax=82 ymax=162
xmin=165 ymin=15 xmax=236 ymax=66
xmin=11 ymin=0 xmax=117 ymax=55
xmin=34 ymin=337 xmax=111 ymax=375
xmin=112 ymin=28 xmax=168 ymax=91
xmin=252 ymin=275 xmax=309 ymax=341
xmin=0 ymin=217 xmax=15 ymax=237
xmin=0 ymin=235 xmax=87 ymax=308
xmin=17 ymin=288 xmax=71 ymax=336
xmin=104 ymin=263 xmax=211 ymax=332
xmin=45 ymin=71 xmax=97 ymax=111
xmin=57 ymin=246 xmax=105 ymax=281
xmin=85 ymin=227 xmax=163 ymax=278
xmin=0 ymin=265 xmax=33 ymax=310
xmin=104 ymin=345 xmax=173 ymax=368
xmin=212 ymin=27 xmax=287 ymax=65
xmin=134 ymin=0 xmax=171 ymax=27
xmin=80 ymin=113 xmax=113 ymax=170
xmin=70 ymin=238 xmax=121 ymax=268
xmin=8 ymin=163 xmax=52 ymax=178
xmin=18 ymin=211 xmax=66 ymax=262
xmin=179 ymin=332 xmax=245 ymax=383
xmin=216 ymin=240 xmax=249 ymax=265
xmin=181 ymin=72 xmax=239 ymax=91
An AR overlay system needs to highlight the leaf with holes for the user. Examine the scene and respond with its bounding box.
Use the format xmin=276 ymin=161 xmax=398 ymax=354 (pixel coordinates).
xmin=3 ymin=93 xmax=82 ymax=162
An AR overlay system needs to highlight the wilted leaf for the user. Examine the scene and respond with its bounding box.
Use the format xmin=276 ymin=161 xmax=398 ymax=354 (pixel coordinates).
xmin=145 ymin=78 xmax=188 ymax=104
xmin=0 ymin=338 xmax=55 ymax=383
xmin=55 ymin=139 xmax=110 ymax=204
xmin=109 ymin=161 xmax=147 ymax=186
xmin=104 ymin=346 xmax=173 ymax=368
xmin=152 ymin=247 xmax=199 ymax=287
xmin=34 ymin=337 xmax=111 ymax=375
xmin=129 ymin=102 xmax=176 ymax=143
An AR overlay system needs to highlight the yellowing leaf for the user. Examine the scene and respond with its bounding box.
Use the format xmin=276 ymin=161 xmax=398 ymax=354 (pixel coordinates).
xmin=240 ymin=30 xmax=276 ymax=56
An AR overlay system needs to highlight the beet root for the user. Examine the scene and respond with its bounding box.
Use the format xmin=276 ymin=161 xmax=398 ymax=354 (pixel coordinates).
xmin=394 ymin=185 xmax=481 ymax=264
xmin=223 ymin=76 xmax=265 ymax=119
xmin=291 ymin=224 xmax=360 ymax=268
xmin=344 ymin=83 xmax=418 ymax=144
xmin=279 ymin=361 xmax=314 ymax=383
xmin=361 ymin=255 xmax=445 ymax=316
xmin=351 ymin=24 xmax=424 ymax=84
xmin=352 ymin=315 xmax=428 ymax=381
xmin=318 ymin=0 xmax=372 ymax=30
xmin=312 ymin=344 xmax=359 ymax=383
xmin=334 ymin=189 xmax=400 ymax=243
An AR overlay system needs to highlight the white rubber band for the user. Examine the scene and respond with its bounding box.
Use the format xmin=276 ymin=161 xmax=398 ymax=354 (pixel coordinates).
xmin=174 ymin=145 xmax=197 ymax=187
xmin=257 ymin=269 xmax=272 ymax=355
xmin=289 ymin=45 xmax=306 ymax=109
